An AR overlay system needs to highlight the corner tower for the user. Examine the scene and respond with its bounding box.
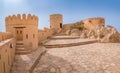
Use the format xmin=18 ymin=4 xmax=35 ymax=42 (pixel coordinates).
xmin=50 ymin=14 xmax=63 ymax=33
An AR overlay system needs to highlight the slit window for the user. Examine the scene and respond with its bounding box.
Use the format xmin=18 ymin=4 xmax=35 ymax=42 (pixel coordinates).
xmin=3 ymin=62 xmax=6 ymax=73
xmin=0 ymin=54 xmax=1 ymax=60
xmin=26 ymin=34 xmax=28 ymax=39
xmin=20 ymin=30 xmax=22 ymax=34
xmin=17 ymin=30 xmax=18 ymax=34
xmin=33 ymin=34 xmax=35 ymax=38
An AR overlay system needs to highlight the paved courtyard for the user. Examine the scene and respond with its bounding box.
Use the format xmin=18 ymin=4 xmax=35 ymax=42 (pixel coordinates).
xmin=45 ymin=39 xmax=96 ymax=45
xmin=33 ymin=36 xmax=120 ymax=73
xmin=10 ymin=36 xmax=120 ymax=73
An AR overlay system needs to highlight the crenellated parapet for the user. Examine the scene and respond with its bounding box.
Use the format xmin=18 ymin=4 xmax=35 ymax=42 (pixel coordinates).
xmin=5 ymin=14 xmax=38 ymax=26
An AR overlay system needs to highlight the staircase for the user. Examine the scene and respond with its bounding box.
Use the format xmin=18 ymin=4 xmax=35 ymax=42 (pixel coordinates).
xmin=15 ymin=41 xmax=32 ymax=55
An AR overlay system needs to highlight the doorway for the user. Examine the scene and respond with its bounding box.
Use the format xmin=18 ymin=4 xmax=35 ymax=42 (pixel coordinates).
xmin=60 ymin=23 xmax=62 ymax=28
xmin=14 ymin=27 xmax=25 ymax=41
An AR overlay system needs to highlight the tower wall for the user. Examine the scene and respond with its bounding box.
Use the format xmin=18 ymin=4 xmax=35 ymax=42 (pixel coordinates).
xmin=50 ymin=14 xmax=63 ymax=33
xmin=5 ymin=14 xmax=39 ymax=50
xmin=5 ymin=14 xmax=38 ymax=32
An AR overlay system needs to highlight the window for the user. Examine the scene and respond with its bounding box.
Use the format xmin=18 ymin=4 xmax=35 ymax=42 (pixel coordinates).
xmin=89 ymin=20 xmax=92 ymax=23
xmin=20 ymin=30 xmax=22 ymax=34
xmin=60 ymin=23 xmax=62 ymax=28
xmin=5 ymin=49 xmax=7 ymax=52
xmin=26 ymin=34 xmax=28 ymax=39
xmin=10 ymin=43 xmax=14 ymax=48
xmin=33 ymin=34 xmax=35 ymax=38
xmin=17 ymin=30 xmax=19 ymax=34
xmin=8 ymin=56 xmax=9 ymax=65
xmin=3 ymin=62 xmax=6 ymax=73
xmin=0 ymin=54 xmax=1 ymax=60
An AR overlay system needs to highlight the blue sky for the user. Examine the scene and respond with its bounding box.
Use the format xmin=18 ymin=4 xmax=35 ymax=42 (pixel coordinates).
xmin=0 ymin=0 xmax=120 ymax=31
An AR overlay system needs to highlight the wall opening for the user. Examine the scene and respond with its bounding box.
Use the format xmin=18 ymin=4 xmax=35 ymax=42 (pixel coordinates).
xmin=3 ymin=62 xmax=5 ymax=73
xmin=8 ymin=56 xmax=9 ymax=66
xmin=20 ymin=30 xmax=22 ymax=34
xmin=14 ymin=27 xmax=26 ymax=41
xmin=17 ymin=30 xmax=18 ymax=34
xmin=60 ymin=23 xmax=62 ymax=28
xmin=26 ymin=34 xmax=28 ymax=39
xmin=0 ymin=54 xmax=1 ymax=60
xmin=33 ymin=34 xmax=35 ymax=38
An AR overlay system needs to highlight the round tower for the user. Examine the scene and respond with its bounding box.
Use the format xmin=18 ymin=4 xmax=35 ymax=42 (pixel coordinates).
xmin=50 ymin=14 xmax=63 ymax=33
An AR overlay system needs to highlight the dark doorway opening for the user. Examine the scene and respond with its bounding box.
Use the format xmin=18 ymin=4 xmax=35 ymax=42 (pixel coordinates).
xmin=60 ymin=23 xmax=62 ymax=28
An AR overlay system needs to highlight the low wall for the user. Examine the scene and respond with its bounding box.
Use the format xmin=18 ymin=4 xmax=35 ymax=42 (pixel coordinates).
xmin=38 ymin=28 xmax=53 ymax=44
xmin=0 ymin=38 xmax=15 ymax=73
xmin=0 ymin=32 xmax=13 ymax=42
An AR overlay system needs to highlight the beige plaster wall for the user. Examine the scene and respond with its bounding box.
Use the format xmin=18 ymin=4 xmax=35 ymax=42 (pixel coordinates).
xmin=0 ymin=38 xmax=15 ymax=73
xmin=23 ymin=25 xmax=38 ymax=51
xmin=0 ymin=32 xmax=13 ymax=42
xmin=38 ymin=27 xmax=54 ymax=44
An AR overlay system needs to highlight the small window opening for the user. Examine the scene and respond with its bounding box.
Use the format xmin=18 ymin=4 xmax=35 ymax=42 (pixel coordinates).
xmin=20 ymin=30 xmax=22 ymax=34
xmin=17 ymin=30 xmax=19 ymax=34
xmin=33 ymin=34 xmax=35 ymax=38
xmin=26 ymin=34 xmax=28 ymax=39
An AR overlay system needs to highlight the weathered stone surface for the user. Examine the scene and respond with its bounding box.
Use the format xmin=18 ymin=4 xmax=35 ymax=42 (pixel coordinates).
xmin=10 ymin=46 xmax=46 ymax=73
xmin=70 ymin=29 xmax=80 ymax=36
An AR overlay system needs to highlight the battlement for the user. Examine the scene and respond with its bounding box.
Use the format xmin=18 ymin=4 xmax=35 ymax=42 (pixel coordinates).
xmin=5 ymin=14 xmax=38 ymax=25
xmin=50 ymin=14 xmax=62 ymax=19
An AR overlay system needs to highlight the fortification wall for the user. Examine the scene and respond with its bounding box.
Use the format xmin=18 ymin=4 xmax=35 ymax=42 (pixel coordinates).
xmin=5 ymin=14 xmax=38 ymax=33
xmin=23 ymin=26 xmax=38 ymax=50
xmin=5 ymin=14 xmax=39 ymax=51
xmin=0 ymin=32 xmax=13 ymax=42
xmin=83 ymin=17 xmax=105 ymax=30
xmin=38 ymin=27 xmax=53 ymax=44
xmin=0 ymin=36 xmax=15 ymax=73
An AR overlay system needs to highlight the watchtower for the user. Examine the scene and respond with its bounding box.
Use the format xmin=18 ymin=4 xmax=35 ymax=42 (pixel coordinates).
xmin=50 ymin=14 xmax=63 ymax=33
xmin=5 ymin=14 xmax=39 ymax=54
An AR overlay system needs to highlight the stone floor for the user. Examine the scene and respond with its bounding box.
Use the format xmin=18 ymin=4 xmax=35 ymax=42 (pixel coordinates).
xmin=11 ymin=35 xmax=120 ymax=73
xmin=10 ymin=46 xmax=46 ymax=73
xmin=33 ymin=43 xmax=120 ymax=73
xmin=45 ymin=39 xmax=96 ymax=45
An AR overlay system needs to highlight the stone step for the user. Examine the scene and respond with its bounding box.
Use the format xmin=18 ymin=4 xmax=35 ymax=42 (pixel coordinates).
xmin=15 ymin=50 xmax=31 ymax=55
xmin=16 ymin=41 xmax=24 ymax=45
xmin=16 ymin=44 xmax=24 ymax=48
xmin=43 ymin=40 xmax=98 ymax=48
xmin=15 ymin=47 xmax=32 ymax=55
xmin=49 ymin=36 xmax=80 ymax=39
xmin=16 ymin=42 xmax=24 ymax=45
xmin=16 ymin=48 xmax=27 ymax=51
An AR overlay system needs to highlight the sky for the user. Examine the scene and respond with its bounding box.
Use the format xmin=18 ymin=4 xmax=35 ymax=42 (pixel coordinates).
xmin=0 ymin=0 xmax=120 ymax=31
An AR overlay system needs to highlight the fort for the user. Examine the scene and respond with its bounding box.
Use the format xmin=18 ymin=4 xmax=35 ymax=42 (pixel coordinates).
xmin=0 ymin=14 xmax=120 ymax=73
xmin=0 ymin=14 xmax=63 ymax=73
